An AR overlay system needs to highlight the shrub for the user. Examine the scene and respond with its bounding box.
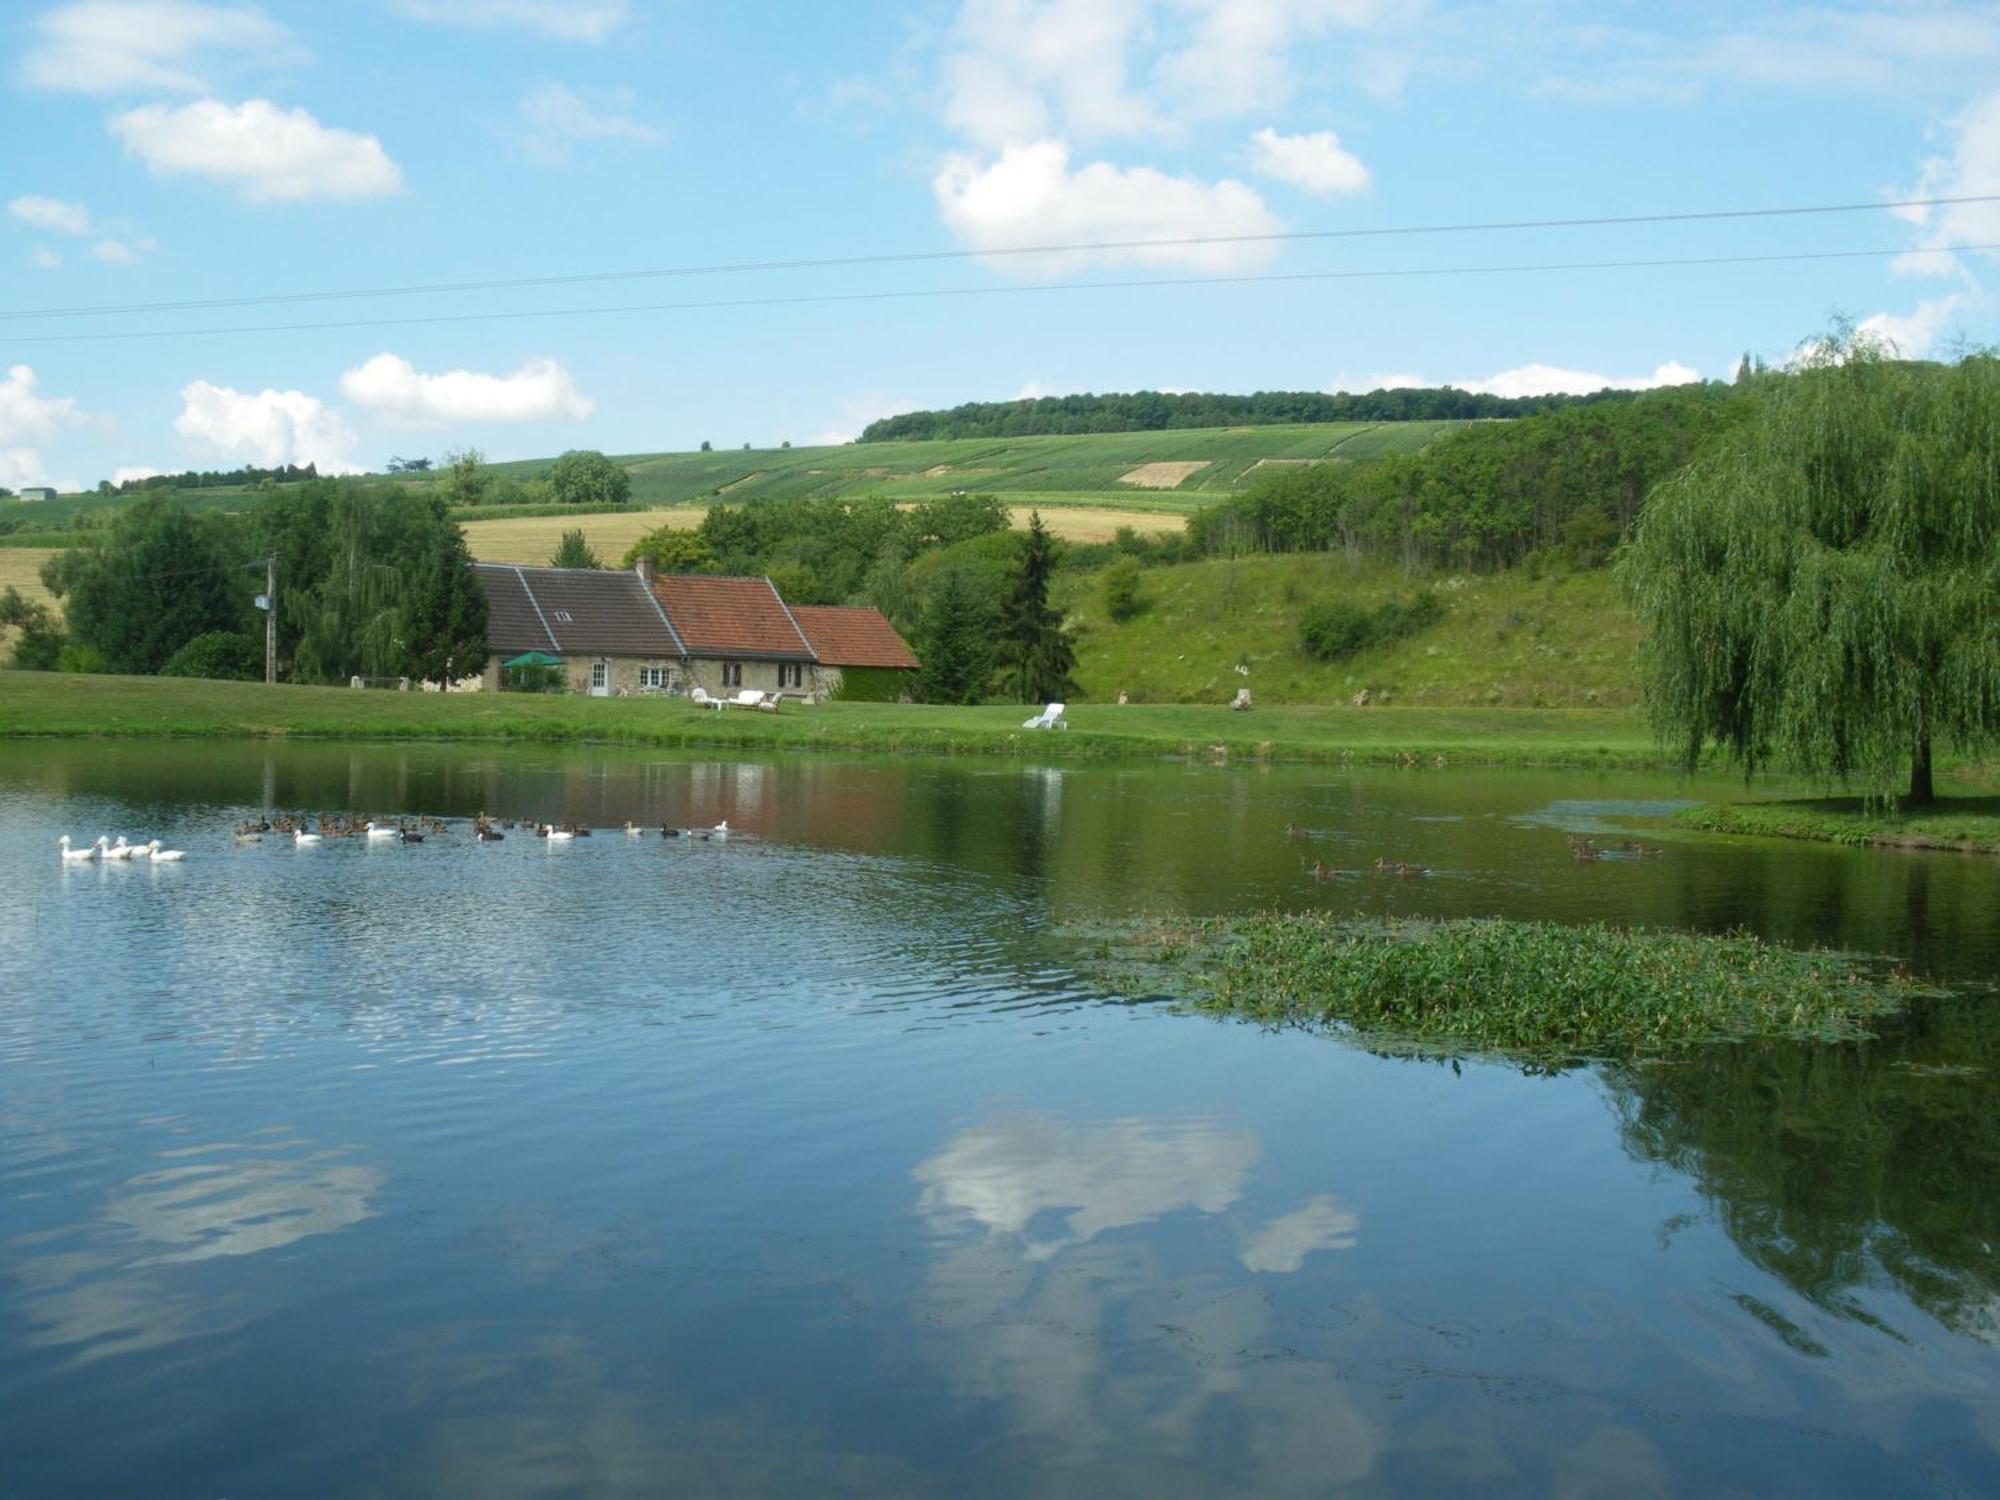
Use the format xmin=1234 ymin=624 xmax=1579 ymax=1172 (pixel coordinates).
xmin=1102 ymin=556 xmax=1145 ymax=622
xmin=547 ymin=450 xmax=632 ymax=507
xmin=56 ymin=641 xmax=106 ymax=674
xmin=1563 ymin=505 xmax=1619 ymax=569
xmin=1299 ymin=591 xmax=1445 ymax=661
xmin=159 ymin=630 xmax=261 ymax=681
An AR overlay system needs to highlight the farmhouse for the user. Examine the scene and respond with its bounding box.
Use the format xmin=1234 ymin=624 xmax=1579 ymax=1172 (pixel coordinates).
xmin=469 ymin=560 xmax=917 ymax=700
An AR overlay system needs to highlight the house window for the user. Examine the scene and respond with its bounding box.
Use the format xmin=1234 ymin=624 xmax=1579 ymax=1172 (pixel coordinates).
xmin=721 ymin=662 xmax=743 ymax=688
xmin=638 ymin=665 xmax=668 ymax=689
xmin=553 ymin=610 xmax=573 ymax=623
xmin=777 ymin=661 xmax=804 ymax=689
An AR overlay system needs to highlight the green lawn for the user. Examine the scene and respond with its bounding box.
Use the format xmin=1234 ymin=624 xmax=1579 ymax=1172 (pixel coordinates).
xmin=0 ymin=671 xmax=1659 ymax=767
xmin=1676 ymin=797 xmax=2000 ymax=855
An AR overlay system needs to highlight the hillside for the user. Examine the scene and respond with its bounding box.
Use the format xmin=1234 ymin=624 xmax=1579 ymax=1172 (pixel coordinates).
xmin=485 ymin=420 xmax=1467 ymax=513
xmin=1058 ymin=553 xmax=1642 ymax=707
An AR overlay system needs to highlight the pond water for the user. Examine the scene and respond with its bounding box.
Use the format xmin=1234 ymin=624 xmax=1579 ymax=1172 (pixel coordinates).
xmin=2 ymin=742 xmax=1996 ymax=1498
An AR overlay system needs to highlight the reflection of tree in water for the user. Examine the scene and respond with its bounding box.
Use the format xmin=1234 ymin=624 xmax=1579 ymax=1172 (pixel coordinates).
xmin=1606 ymin=1001 xmax=2000 ymax=1342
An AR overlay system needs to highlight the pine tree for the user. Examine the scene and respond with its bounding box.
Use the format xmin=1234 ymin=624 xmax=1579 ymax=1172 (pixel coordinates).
xmin=549 ymin=528 xmax=602 ymax=569
xmin=997 ymin=511 xmax=1076 ymax=704
xmin=400 ymin=500 xmax=489 ymax=687
xmin=915 ymin=567 xmax=993 ymax=705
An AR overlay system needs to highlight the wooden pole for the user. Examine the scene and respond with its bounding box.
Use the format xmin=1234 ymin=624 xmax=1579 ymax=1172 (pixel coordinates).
xmin=264 ymin=551 xmax=277 ymax=685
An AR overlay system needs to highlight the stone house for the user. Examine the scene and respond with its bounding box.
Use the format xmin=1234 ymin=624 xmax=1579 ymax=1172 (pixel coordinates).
xmin=470 ymin=560 xmax=918 ymax=699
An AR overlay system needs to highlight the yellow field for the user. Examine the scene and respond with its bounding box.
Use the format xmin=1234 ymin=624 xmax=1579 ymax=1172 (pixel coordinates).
xmin=462 ymin=506 xmax=1183 ymax=565
xmin=0 ymin=549 xmax=59 ymax=609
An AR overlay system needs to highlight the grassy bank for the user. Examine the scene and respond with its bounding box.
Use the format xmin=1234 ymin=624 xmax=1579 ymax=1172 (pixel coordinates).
xmin=1677 ymin=798 xmax=2000 ymax=856
xmin=1060 ymin=552 xmax=1642 ymax=706
xmin=1123 ymin=913 xmax=1932 ymax=1057
xmin=0 ymin=670 xmax=1668 ymax=767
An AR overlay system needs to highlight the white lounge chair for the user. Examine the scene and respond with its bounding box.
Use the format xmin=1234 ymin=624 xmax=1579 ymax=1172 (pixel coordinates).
xmin=690 ymin=687 xmax=725 ymax=712
xmin=1022 ymin=702 xmax=1067 ymax=730
xmin=731 ymin=689 xmax=778 ymax=712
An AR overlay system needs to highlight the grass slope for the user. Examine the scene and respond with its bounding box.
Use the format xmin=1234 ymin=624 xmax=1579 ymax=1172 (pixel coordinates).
xmin=0 ymin=671 xmax=1660 ymax=767
xmin=485 ymin=421 xmax=1467 ymax=513
xmin=1061 ymin=553 xmax=1643 ymax=707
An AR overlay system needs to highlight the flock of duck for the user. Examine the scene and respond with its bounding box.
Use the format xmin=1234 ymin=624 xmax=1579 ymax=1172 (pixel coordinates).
xmin=62 ymin=813 xmax=738 ymax=862
xmin=1284 ymin=823 xmax=1664 ymax=882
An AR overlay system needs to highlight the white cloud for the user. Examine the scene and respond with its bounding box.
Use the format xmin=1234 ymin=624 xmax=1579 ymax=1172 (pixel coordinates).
xmin=387 ymin=0 xmax=629 ymax=43
xmin=19 ymin=1 xmax=295 ymax=95
xmin=339 ymin=353 xmax=593 ymax=426
xmin=113 ymin=465 xmax=167 ymax=484
xmin=517 ymin=83 xmax=667 ymax=166
xmin=8 ymin=195 xmax=93 ymax=234
xmin=1454 ymin=360 xmax=1701 ymax=398
xmin=89 ymin=236 xmax=158 ymax=265
xmin=0 ymin=367 xmax=88 ymax=494
xmin=175 ymin=379 xmax=362 ymax=473
xmin=1899 ymin=91 xmax=2000 ymax=270
xmin=1856 ymin=292 xmax=1985 ymax=358
xmin=934 ymin=138 xmax=1280 ymax=276
xmin=31 ymin=247 xmax=64 ymax=271
xmin=1247 ymin=125 xmax=1369 ymax=196
xmin=111 ymin=98 xmax=405 ymax=203
xmin=807 ymin=391 xmax=924 ymax=446
xmin=0 ymin=366 xmax=86 ymax=447
xmin=941 ymin=0 xmax=1409 ymax=146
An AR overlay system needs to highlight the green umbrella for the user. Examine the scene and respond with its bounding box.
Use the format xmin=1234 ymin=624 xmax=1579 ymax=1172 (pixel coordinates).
xmin=502 ymin=651 xmax=565 ymax=668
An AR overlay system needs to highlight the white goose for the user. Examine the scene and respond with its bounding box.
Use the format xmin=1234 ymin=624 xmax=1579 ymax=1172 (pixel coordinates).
xmin=544 ymin=825 xmax=575 ymax=842
xmin=106 ymin=836 xmax=144 ymax=861
xmin=144 ymin=839 xmax=186 ymax=863
xmin=294 ymin=827 xmax=323 ymax=846
xmin=365 ymin=821 xmax=398 ymax=841
xmin=57 ymin=835 xmax=99 ymax=863
xmin=710 ymin=819 xmax=731 ymax=840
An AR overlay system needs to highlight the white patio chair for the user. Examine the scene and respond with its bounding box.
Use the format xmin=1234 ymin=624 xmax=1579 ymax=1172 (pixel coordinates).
xmin=1022 ymin=702 xmax=1067 ymax=730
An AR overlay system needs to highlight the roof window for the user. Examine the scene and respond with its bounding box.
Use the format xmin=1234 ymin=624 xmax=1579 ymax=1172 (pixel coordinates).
xmin=553 ymin=610 xmax=573 ymax=623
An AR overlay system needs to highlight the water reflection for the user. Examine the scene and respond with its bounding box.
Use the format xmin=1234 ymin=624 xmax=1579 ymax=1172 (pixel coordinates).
xmin=7 ymin=1130 xmax=381 ymax=1363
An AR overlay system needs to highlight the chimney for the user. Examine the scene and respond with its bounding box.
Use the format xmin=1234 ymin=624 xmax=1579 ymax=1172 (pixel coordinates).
xmin=635 ymin=556 xmax=654 ymax=584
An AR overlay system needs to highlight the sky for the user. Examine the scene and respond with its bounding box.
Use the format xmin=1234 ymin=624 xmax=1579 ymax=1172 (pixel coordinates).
xmin=2 ymin=0 xmax=1997 ymax=491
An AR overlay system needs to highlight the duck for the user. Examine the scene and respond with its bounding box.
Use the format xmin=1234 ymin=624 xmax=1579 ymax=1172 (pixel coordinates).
xmin=1374 ymin=858 xmax=1427 ymax=878
xmin=624 ymin=822 xmax=643 ymax=837
xmin=144 ymin=839 xmax=186 ymax=863
xmin=1567 ymin=835 xmax=1603 ymax=861
xmin=544 ymin=825 xmax=575 ymax=843
xmin=710 ymin=820 xmax=731 ymax=840
xmin=57 ymin=834 xmax=99 ymax=863
xmin=660 ymin=825 xmax=681 ymax=838
xmin=366 ymin=820 xmax=398 ymax=840
xmin=294 ymin=827 xmax=323 ymax=846
xmin=475 ymin=825 xmax=504 ymax=842
xmin=399 ymin=827 xmax=425 ymax=844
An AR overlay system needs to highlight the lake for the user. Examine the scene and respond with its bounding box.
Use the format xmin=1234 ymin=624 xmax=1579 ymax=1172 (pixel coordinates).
xmin=2 ymin=742 xmax=1996 ymax=1498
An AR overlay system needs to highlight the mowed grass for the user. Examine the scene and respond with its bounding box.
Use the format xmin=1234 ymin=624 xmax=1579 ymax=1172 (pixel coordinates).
xmin=484 ymin=421 xmax=1469 ymax=514
xmin=1060 ymin=552 xmax=1645 ymax=707
xmin=0 ymin=670 xmax=1662 ymax=768
xmin=460 ymin=504 xmax=1180 ymax=564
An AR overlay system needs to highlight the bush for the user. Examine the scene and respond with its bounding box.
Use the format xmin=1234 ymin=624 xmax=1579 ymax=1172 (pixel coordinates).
xmin=1299 ymin=591 xmax=1444 ymax=662
xmin=1102 ymin=556 xmax=1145 ymax=621
xmin=1563 ymin=505 xmax=1619 ymax=569
xmin=548 ymin=450 xmax=632 ymax=508
xmin=56 ymin=641 xmax=106 ymax=674
xmin=159 ymin=630 xmax=262 ymax=681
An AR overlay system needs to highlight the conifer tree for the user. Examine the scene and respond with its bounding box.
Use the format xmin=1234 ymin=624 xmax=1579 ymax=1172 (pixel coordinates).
xmin=997 ymin=511 xmax=1076 ymax=704
xmin=915 ymin=567 xmax=993 ymax=705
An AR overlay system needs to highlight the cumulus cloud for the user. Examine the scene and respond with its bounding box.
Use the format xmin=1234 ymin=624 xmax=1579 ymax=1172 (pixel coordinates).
xmin=934 ymin=138 xmax=1280 ymax=275
xmin=111 ymin=98 xmax=405 ymax=203
xmin=0 ymin=366 xmax=86 ymax=446
xmin=517 ymin=83 xmax=667 ymax=166
xmin=175 ymin=379 xmax=362 ymax=473
xmin=339 ymin=353 xmax=593 ymax=426
xmin=1897 ymin=90 xmax=2000 ymax=272
xmin=1857 ymin=292 xmax=1985 ymax=357
xmin=112 ymin=465 xmax=167 ymax=484
xmin=1247 ymin=125 xmax=1369 ymax=196
xmin=1453 ymin=361 xmax=1701 ymax=398
xmin=0 ymin=366 xmax=89 ymax=493
xmin=8 ymin=195 xmax=93 ymax=234
xmin=387 ymin=0 xmax=629 ymax=43
xmin=19 ymin=0 xmax=295 ymax=95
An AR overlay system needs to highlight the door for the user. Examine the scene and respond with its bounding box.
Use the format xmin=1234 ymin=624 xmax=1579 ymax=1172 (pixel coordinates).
xmin=589 ymin=660 xmax=610 ymax=697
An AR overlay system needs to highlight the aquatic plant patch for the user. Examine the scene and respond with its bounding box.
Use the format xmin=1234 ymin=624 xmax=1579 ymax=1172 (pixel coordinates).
xmin=1119 ymin=914 xmax=1933 ymax=1057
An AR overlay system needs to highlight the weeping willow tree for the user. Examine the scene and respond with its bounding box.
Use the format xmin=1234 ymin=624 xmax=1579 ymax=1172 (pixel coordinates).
xmin=1619 ymin=337 xmax=2000 ymax=804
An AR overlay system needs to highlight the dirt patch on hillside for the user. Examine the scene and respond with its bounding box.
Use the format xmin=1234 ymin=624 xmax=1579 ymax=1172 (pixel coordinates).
xmin=1245 ymin=458 xmax=1320 ymax=474
xmin=719 ymin=472 xmax=764 ymax=494
xmin=1117 ymin=461 xmax=1210 ymax=489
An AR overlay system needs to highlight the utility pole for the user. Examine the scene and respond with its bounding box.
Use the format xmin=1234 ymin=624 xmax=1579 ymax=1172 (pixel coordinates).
xmin=263 ymin=551 xmax=278 ymax=685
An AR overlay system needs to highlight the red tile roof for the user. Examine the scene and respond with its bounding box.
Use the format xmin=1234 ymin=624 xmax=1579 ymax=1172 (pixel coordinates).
xmin=650 ymin=574 xmax=815 ymax=661
xmin=791 ymin=605 xmax=920 ymax=670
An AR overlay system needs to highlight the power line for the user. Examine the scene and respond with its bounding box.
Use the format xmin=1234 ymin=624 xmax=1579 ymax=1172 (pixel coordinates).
xmin=0 ymin=193 xmax=1988 ymax=323
xmin=1 ymin=240 xmax=1983 ymax=346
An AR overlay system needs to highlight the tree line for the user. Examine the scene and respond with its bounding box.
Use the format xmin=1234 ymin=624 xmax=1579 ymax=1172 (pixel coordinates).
xmin=857 ymin=385 xmax=1668 ymax=442
xmin=3 ymin=483 xmax=487 ymax=686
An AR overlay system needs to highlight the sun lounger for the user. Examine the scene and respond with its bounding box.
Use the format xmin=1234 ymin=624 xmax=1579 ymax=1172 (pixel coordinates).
xmin=1022 ymin=702 xmax=1067 ymax=730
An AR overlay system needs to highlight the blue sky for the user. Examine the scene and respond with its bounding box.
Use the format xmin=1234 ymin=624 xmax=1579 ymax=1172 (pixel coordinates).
xmin=2 ymin=0 xmax=1996 ymax=490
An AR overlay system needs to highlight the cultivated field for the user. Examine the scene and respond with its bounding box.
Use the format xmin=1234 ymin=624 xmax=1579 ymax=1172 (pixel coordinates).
xmin=460 ymin=504 xmax=1181 ymax=565
xmin=0 ymin=548 xmax=57 ymax=609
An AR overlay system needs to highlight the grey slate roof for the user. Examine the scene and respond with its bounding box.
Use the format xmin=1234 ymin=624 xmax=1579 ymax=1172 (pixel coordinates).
xmin=472 ymin=564 xmax=684 ymax=657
